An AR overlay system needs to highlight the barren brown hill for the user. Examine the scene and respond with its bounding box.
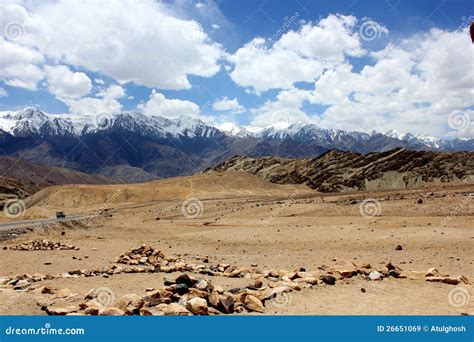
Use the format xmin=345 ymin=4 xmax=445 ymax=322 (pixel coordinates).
xmin=0 ymin=175 xmax=32 ymax=204
xmin=0 ymin=157 xmax=120 ymax=191
xmin=26 ymin=171 xmax=312 ymax=211
xmin=205 ymin=148 xmax=474 ymax=192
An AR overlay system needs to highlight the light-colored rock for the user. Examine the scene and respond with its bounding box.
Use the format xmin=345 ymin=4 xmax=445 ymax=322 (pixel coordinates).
xmin=98 ymin=307 xmax=125 ymax=316
xmin=115 ymin=293 xmax=141 ymax=311
xmin=243 ymin=295 xmax=264 ymax=313
xmin=214 ymin=286 xmax=224 ymax=294
xmin=162 ymin=303 xmax=191 ymax=316
xmin=209 ymin=290 xmax=220 ymax=308
xmin=331 ymin=261 xmax=358 ymax=278
xmin=46 ymin=306 xmax=78 ymax=315
xmin=13 ymin=280 xmax=30 ymax=290
xmin=139 ymin=307 xmax=165 ymax=316
xmin=56 ymin=288 xmax=74 ymax=298
xmin=36 ymin=297 xmax=55 ymax=307
xmin=186 ymin=297 xmax=209 ymax=315
xmin=368 ymin=271 xmax=382 ymax=281
xmin=195 ymin=279 xmax=208 ymax=291
xmin=298 ymin=277 xmax=318 ymax=285
xmin=425 ymin=268 xmax=441 ymax=277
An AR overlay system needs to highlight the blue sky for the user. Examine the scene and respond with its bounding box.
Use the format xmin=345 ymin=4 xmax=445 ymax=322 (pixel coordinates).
xmin=0 ymin=0 xmax=473 ymax=137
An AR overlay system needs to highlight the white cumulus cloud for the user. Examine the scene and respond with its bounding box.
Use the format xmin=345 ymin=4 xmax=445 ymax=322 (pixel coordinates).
xmin=64 ymin=85 xmax=125 ymax=116
xmin=228 ymin=14 xmax=368 ymax=94
xmin=138 ymin=90 xmax=200 ymax=118
xmin=212 ymin=97 xmax=245 ymax=113
xmin=3 ymin=0 xmax=224 ymax=90
xmin=45 ymin=65 xmax=92 ymax=99
xmin=0 ymin=37 xmax=44 ymax=90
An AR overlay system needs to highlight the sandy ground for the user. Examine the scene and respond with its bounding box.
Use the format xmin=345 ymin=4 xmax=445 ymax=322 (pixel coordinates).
xmin=0 ymin=172 xmax=473 ymax=315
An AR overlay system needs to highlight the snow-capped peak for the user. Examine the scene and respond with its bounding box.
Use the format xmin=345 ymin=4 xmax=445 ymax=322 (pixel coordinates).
xmin=216 ymin=122 xmax=253 ymax=137
xmin=0 ymin=106 xmax=76 ymax=137
xmin=0 ymin=107 xmax=470 ymax=151
xmin=385 ymin=129 xmax=406 ymax=140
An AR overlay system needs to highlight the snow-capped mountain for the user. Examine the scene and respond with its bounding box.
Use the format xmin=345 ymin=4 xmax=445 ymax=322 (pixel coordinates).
xmin=385 ymin=129 xmax=441 ymax=149
xmin=0 ymin=107 xmax=472 ymax=181
xmin=0 ymin=107 xmax=76 ymax=137
xmin=0 ymin=107 xmax=472 ymax=151
xmin=0 ymin=107 xmax=223 ymax=140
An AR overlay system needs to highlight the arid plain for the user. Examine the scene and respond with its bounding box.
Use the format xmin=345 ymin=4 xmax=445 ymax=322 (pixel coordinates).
xmin=0 ymin=172 xmax=472 ymax=315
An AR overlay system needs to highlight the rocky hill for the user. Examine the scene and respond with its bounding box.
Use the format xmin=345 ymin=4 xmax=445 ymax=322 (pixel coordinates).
xmin=0 ymin=157 xmax=120 ymax=192
xmin=205 ymin=148 xmax=474 ymax=192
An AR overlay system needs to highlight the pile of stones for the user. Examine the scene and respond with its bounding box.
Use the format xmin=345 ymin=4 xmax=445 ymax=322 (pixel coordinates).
xmin=41 ymin=273 xmax=280 ymax=316
xmin=1 ymin=244 xmax=470 ymax=315
xmin=115 ymin=244 xmax=165 ymax=266
xmin=8 ymin=239 xmax=78 ymax=251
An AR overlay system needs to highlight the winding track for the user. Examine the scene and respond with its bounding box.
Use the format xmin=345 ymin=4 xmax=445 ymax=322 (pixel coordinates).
xmin=0 ymin=214 xmax=97 ymax=231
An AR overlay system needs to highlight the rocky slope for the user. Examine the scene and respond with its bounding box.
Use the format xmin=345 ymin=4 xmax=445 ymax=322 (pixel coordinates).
xmin=205 ymin=148 xmax=474 ymax=192
xmin=0 ymin=157 xmax=120 ymax=192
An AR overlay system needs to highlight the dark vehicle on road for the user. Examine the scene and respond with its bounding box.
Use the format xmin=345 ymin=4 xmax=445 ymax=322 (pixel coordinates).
xmin=56 ymin=211 xmax=66 ymax=219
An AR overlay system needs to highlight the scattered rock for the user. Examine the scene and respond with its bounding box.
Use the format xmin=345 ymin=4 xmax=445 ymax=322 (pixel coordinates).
xmin=139 ymin=307 xmax=165 ymax=316
xmin=395 ymin=245 xmax=403 ymax=251
xmin=320 ymin=275 xmax=336 ymax=285
xmin=209 ymin=291 xmax=220 ymax=308
xmin=9 ymin=239 xmax=78 ymax=251
xmin=243 ymin=295 xmax=264 ymax=313
xmin=425 ymin=268 xmax=440 ymax=277
xmin=175 ymin=273 xmax=195 ymax=288
xmin=116 ymin=244 xmax=165 ymax=267
xmin=368 ymin=271 xmax=382 ymax=281
xmin=41 ymin=286 xmax=56 ymax=294
xmin=176 ymin=283 xmax=189 ymax=295
xmin=186 ymin=297 xmax=208 ymax=315
xmin=195 ymin=279 xmax=208 ymax=291
xmin=219 ymin=294 xmax=235 ymax=314
xmin=161 ymin=303 xmax=191 ymax=316
xmin=13 ymin=279 xmax=30 ymax=290
xmin=115 ymin=293 xmax=141 ymax=312
xmin=425 ymin=276 xmax=468 ymax=285
xmin=56 ymin=288 xmax=74 ymax=298
xmin=331 ymin=261 xmax=358 ymax=278
xmin=98 ymin=307 xmax=125 ymax=316
xmin=46 ymin=306 xmax=78 ymax=315
xmin=163 ymin=276 xmax=175 ymax=286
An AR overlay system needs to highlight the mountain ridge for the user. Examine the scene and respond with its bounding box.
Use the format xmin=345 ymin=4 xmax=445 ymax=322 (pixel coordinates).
xmin=0 ymin=107 xmax=472 ymax=181
xmin=205 ymin=148 xmax=474 ymax=193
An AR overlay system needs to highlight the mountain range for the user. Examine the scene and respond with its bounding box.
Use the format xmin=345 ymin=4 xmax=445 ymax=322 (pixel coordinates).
xmin=0 ymin=107 xmax=472 ymax=182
